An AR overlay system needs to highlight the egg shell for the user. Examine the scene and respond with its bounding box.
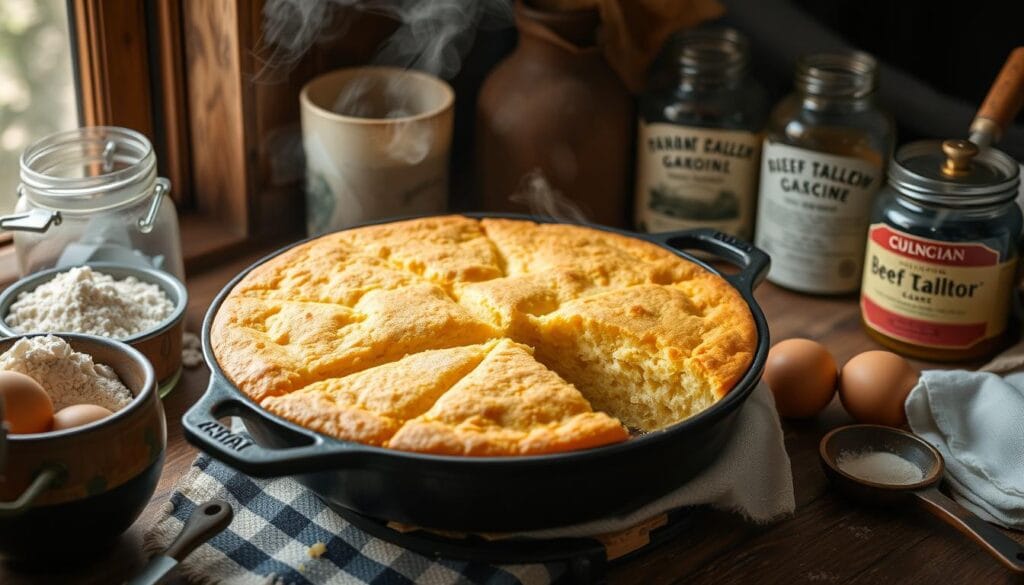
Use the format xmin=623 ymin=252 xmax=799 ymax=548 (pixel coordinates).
xmin=52 ymin=404 xmax=114 ymax=431
xmin=839 ymin=351 xmax=919 ymax=427
xmin=0 ymin=370 xmax=53 ymax=434
xmin=764 ymin=338 xmax=838 ymax=418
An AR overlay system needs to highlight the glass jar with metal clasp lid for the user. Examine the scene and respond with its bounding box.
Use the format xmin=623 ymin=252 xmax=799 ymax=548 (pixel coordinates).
xmin=1 ymin=127 xmax=183 ymax=280
xmin=859 ymin=139 xmax=1022 ymax=361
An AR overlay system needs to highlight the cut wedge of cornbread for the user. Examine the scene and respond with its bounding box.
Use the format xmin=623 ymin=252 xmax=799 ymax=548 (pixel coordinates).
xmin=262 ymin=343 xmax=496 ymax=446
xmin=387 ymin=339 xmax=628 ymax=455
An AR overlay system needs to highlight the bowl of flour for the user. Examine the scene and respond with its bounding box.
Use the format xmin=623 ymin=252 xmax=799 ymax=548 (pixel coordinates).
xmin=0 ymin=263 xmax=188 ymax=396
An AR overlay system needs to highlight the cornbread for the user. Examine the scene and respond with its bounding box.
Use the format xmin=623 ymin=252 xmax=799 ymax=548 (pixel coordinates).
xmin=211 ymin=216 xmax=756 ymax=456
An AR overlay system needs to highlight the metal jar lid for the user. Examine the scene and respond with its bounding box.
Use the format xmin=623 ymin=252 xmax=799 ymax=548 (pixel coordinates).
xmin=888 ymin=139 xmax=1020 ymax=208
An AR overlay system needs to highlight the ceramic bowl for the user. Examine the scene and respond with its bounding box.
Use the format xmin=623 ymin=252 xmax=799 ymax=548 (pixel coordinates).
xmin=0 ymin=333 xmax=165 ymax=561
xmin=0 ymin=262 xmax=188 ymax=396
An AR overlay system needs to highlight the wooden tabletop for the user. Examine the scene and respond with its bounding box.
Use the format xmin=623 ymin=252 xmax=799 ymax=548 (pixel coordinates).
xmin=3 ymin=249 xmax=1022 ymax=584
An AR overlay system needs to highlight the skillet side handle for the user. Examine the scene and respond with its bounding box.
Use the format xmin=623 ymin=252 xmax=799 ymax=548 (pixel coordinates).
xmin=651 ymin=228 xmax=771 ymax=295
xmin=182 ymin=377 xmax=353 ymax=477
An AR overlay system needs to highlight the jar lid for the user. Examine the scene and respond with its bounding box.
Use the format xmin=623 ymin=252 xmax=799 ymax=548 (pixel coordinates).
xmin=888 ymin=139 xmax=1020 ymax=208
xmin=19 ymin=126 xmax=157 ymax=213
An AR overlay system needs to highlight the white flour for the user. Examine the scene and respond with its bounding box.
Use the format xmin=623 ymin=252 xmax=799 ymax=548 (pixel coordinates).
xmin=836 ymin=450 xmax=924 ymax=485
xmin=0 ymin=335 xmax=133 ymax=412
xmin=5 ymin=266 xmax=174 ymax=339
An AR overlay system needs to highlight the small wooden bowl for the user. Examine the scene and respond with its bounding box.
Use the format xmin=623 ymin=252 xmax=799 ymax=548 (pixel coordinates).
xmin=0 ymin=333 xmax=165 ymax=561
xmin=0 ymin=262 xmax=188 ymax=396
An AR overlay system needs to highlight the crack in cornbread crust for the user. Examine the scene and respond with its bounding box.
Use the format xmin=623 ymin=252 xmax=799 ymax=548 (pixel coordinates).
xmin=211 ymin=216 xmax=755 ymax=454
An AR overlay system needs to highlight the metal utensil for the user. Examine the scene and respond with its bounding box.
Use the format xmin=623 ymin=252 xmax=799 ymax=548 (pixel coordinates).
xmin=126 ymin=499 xmax=234 ymax=585
xmin=820 ymin=424 xmax=1024 ymax=573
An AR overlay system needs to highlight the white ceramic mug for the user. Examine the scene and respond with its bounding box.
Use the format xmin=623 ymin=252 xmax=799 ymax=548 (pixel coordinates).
xmin=300 ymin=67 xmax=454 ymax=234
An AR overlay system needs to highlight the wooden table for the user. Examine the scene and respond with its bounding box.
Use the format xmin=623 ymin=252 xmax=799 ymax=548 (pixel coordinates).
xmin=2 ymin=249 xmax=1022 ymax=584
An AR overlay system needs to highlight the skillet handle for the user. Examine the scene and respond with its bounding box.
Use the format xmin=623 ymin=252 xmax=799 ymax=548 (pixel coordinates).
xmin=182 ymin=376 xmax=357 ymax=477
xmin=648 ymin=228 xmax=771 ymax=295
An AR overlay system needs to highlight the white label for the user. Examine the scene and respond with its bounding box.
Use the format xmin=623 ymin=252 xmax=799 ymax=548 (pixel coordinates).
xmin=754 ymin=141 xmax=882 ymax=294
xmin=635 ymin=123 xmax=761 ymax=240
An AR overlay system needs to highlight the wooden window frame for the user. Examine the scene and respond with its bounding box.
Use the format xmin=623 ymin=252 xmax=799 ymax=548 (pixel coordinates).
xmin=70 ymin=0 xmax=300 ymax=275
xmin=0 ymin=0 xmax=396 ymax=283
xmin=15 ymin=0 xmax=310 ymax=280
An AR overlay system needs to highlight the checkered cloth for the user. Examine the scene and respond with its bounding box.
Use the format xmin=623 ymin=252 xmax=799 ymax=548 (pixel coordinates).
xmin=145 ymin=454 xmax=563 ymax=585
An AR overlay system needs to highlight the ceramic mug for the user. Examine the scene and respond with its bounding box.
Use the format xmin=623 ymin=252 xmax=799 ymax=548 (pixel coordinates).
xmin=300 ymin=66 xmax=455 ymax=235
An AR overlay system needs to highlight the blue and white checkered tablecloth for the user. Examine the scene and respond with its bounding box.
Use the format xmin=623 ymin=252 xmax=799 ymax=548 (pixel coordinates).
xmin=145 ymin=454 xmax=564 ymax=585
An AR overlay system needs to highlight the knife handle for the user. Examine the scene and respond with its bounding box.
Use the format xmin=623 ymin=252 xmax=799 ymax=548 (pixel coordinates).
xmin=164 ymin=499 xmax=234 ymax=561
xmin=970 ymin=47 xmax=1024 ymax=146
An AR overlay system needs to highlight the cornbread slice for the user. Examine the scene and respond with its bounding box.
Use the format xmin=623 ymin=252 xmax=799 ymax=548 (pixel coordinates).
xmin=338 ymin=215 xmax=504 ymax=289
xmin=212 ymin=284 xmax=497 ymax=401
xmin=455 ymin=269 xmax=598 ymax=337
xmin=233 ymin=246 xmax=423 ymax=306
xmin=261 ymin=343 xmax=495 ymax=446
xmin=388 ymin=339 xmax=628 ymax=456
xmin=481 ymin=218 xmax=700 ymax=286
xmin=531 ymin=283 xmax=755 ymax=430
xmin=210 ymin=296 xmax=364 ymax=401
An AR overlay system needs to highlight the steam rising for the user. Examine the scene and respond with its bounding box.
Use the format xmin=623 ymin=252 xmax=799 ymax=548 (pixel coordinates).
xmin=510 ymin=169 xmax=590 ymax=224
xmin=262 ymin=0 xmax=512 ymax=171
xmin=259 ymin=0 xmax=512 ymax=79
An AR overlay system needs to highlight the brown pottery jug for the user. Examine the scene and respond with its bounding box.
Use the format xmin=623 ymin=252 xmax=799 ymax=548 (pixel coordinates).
xmin=477 ymin=1 xmax=633 ymax=227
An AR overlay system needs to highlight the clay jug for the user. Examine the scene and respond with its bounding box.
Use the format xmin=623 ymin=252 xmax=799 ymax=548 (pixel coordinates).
xmin=476 ymin=1 xmax=633 ymax=227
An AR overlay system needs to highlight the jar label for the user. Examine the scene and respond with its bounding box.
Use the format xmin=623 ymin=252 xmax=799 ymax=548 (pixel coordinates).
xmin=860 ymin=224 xmax=1016 ymax=349
xmin=635 ymin=123 xmax=761 ymax=239
xmin=754 ymin=141 xmax=882 ymax=294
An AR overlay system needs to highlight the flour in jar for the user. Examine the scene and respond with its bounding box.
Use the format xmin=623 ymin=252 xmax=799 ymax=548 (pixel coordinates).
xmin=5 ymin=266 xmax=174 ymax=339
xmin=0 ymin=335 xmax=133 ymax=412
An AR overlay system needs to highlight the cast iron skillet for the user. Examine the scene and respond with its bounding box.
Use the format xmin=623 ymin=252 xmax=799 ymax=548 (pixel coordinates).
xmin=183 ymin=213 xmax=771 ymax=532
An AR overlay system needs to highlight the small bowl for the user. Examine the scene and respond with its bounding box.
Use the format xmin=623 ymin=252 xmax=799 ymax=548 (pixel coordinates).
xmin=0 ymin=333 xmax=166 ymax=561
xmin=0 ymin=262 xmax=188 ymax=396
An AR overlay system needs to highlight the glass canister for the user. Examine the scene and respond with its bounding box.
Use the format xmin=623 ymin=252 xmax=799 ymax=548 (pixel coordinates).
xmin=635 ymin=28 xmax=768 ymax=240
xmin=860 ymin=139 xmax=1021 ymax=362
xmin=755 ymin=52 xmax=895 ymax=294
xmin=2 ymin=127 xmax=184 ymax=280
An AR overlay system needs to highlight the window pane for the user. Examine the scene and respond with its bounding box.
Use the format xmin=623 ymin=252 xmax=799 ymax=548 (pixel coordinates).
xmin=0 ymin=0 xmax=78 ymax=213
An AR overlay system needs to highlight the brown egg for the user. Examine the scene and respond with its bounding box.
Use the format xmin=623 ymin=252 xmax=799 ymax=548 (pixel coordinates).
xmin=0 ymin=370 xmax=53 ymax=434
xmin=52 ymin=404 xmax=114 ymax=431
xmin=764 ymin=338 xmax=838 ymax=418
xmin=839 ymin=351 xmax=919 ymax=427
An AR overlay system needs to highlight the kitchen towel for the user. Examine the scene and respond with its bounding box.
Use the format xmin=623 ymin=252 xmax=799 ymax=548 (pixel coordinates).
xmin=905 ymin=370 xmax=1024 ymax=529
xmin=144 ymin=383 xmax=793 ymax=584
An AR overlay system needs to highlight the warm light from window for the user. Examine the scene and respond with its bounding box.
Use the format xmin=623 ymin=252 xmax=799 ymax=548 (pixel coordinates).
xmin=0 ymin=0 xmax=78 ymax=213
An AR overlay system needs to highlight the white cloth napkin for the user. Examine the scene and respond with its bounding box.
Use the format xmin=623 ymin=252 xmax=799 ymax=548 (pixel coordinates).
xmin=521 ymin=381 xmax=795 ymax=539
xmin=905 ymin=370 xmax=1024 ymax=529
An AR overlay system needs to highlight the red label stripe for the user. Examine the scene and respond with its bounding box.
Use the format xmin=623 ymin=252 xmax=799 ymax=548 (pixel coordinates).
xmin=869 ymin=225 xmax=998 ymax=267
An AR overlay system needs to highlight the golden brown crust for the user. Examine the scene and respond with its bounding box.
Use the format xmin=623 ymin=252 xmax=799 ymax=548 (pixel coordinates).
xmin=480 ymin=218 xmax=701 ymax=286
xmin=338 ymin=215 xmax=504 ymax=290
xmin=211 ymin=215 xmax=756 ymax=455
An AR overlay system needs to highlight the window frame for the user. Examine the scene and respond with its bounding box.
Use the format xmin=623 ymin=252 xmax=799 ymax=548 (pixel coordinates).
xmin=0 ymin=0 xmax=395 ymax=283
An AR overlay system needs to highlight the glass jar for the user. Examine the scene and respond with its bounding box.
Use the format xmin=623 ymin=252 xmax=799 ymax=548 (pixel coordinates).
xmin=635 ymin=28 xmax=768 ymax=240
xmin=4 ymin=127 xmax=184 ymax=280
xmin=860 ymin=139 xmax=1021 ymax=362
xmin=755 ymin=52 xmax=895 ymax=294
